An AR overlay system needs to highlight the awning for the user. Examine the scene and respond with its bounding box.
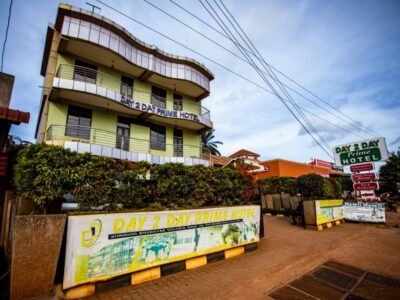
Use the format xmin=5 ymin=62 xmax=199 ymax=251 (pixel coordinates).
xmin=0 ymin=107 xmax=30 ymax=124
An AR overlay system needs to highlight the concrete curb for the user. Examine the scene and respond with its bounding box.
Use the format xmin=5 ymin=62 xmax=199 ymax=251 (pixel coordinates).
xmin=316 ymin=219 xmax=345 ymax=231
xmin=60 ymin=243 xmax=258 ymax=299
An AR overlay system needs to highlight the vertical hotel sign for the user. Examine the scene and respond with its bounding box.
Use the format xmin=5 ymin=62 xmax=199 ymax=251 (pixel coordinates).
xmin=333 ymin=137 xmax=388 ymax=166
xmin=63 ymin=206 xmax=260 ymax=289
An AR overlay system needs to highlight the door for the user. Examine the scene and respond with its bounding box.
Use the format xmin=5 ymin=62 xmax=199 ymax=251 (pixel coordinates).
xmin=116 ymin=119 xmax=130 ymax=151
xmin=173 ymin=128 xmax=183 ymax=157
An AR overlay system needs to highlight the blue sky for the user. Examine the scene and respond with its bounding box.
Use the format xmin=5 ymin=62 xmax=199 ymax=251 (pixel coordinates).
xmin=1 ymin=0 xmax=399 ymax=163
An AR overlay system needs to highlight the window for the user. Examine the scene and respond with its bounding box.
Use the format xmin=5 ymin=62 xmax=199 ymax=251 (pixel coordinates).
xmin=65 ymin=105 xmax=92 ymax=139
xmin=150 ymin=125 xmax=166 ymax=151
xmin=173 ymin=93 xmax=183 ymax=111
xmin=116 ymin=117 xmax=130 ymax=151
xmin=173 ymin=128 xmax=183 ymax=157
xmin=151 ymin=86 xmax=166 ymax=109
xmin=74 ymin=60 xmax=97 ymax=84
xmin=120 ymin=76 xmax=134 ymax=99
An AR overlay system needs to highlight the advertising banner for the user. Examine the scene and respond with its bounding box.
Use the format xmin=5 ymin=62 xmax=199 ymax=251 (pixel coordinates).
xmin=344 ymin=202 xmax=385 ymax=223
xmin=63 ymin=206 xmax=260 ymax=289
xmin=315 ymin=200 xmax=344 ymax=225
xmin=333 ymin=137 xmax=388 ymax=166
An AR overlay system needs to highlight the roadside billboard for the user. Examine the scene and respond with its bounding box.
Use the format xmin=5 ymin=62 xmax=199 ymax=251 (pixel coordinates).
xmin=63 ymin=206 xmax=260 ymax=289
xmin=344 ymin=202 xmax=385 ymax=223
xmin=333 ymin=137 xmax=388 ymax=166
xmin=316 ymin=200 xmax=344 ymax=225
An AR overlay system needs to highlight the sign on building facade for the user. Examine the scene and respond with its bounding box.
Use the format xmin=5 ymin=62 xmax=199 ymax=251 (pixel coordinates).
xmin=63 ymin=206 xmax=260 ymax=289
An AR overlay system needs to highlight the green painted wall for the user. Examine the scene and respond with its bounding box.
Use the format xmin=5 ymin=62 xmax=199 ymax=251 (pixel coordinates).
xmin=133 ymin=80 xmax=151 ymax=104
xmin=183 ymin=129 xmax=201 ymax=158
xmin=46 ymin=101 xmax=68 ymax=132
xmin=56 ymin=54 xmax=75 ymax=79
xmin=131 ymin=124 xmax=150 ymax=153
xmin=91 ymin=109 xmax=118 ymax=148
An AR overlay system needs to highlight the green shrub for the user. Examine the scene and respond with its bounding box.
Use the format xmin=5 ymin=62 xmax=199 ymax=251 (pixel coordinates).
xmin=13 ymin=144 xmax=253 ymax=212
xmin=14 ymin=144 xmax=78 ymax=212
xmin=72 ymin=155 xmax=117 ymax=210
xmin=297 ymin=173 xmax=324 ymax=200
xmin=257 ymin=176 xmax=297 ymax=195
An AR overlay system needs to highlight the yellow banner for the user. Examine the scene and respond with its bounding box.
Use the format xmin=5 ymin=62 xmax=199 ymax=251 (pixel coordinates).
xmin=316 ymin=199 xmax=344 ymax=225
xmin=63 ymin=206 xmax=260 ymax=289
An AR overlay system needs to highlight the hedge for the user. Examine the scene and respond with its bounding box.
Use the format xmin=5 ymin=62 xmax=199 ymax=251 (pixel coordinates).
xmin=13 ymin=144 xmax=253 ymax=212
xmin=257 ymin=173 xmax=343 ymax=200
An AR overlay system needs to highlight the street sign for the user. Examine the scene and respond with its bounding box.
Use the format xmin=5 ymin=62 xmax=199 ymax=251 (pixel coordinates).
xmin=349 ymin=163 xmax=374 ymax=173
xmin=354 ymin=182 xmax=379 ymax=191
xmin=333 ymin=137 xmax=388 ymax=166
xmin=351 ymin=173 xmax=376 ymax=182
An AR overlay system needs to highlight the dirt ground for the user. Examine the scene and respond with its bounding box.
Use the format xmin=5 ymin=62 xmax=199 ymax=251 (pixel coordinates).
xmin=88 ymin=211 xmax=400 ymax=300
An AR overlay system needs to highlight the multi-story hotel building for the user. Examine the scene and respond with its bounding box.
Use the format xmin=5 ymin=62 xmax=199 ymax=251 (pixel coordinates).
xmin=36 ymin=4 xmax=214 ymax=166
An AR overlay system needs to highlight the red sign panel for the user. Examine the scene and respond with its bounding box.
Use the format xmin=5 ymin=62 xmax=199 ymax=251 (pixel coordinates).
xmin=351 ymin=173 xmax=376 ymax=182
xmin=354 ymin=182 xmax=379 ymax=191
xmin=350 ymin=163 xmax=374 ymax=173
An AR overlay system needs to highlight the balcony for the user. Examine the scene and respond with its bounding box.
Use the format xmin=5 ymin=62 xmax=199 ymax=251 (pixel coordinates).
xmin=46 ymin=125 xmax=211 ymax=167
xmin=52 ymin=64 xmax=212 ymax=131
xmin=56 ymin=12 xmax=214 ymax=99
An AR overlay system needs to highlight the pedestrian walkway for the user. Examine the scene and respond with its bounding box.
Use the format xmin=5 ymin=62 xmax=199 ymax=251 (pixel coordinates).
xmin=89 ymin=214 xmax=400 ymax=300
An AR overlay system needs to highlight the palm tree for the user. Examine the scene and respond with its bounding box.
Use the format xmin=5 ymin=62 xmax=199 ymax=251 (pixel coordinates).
xmin=201 ymin=129 xmax=223 ymax=156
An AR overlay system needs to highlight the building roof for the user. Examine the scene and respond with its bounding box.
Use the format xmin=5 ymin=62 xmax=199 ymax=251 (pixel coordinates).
xmin=229 ymin=149 xmax=260 ymax=158
xmin=0 ymin=107 xmax=30 ymax=124
xmin=210 ymin=155 xmax=230 ymax=167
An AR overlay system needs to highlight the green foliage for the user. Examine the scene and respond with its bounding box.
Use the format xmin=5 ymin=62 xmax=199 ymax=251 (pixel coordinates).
xmin=13 ymin=144 xmax=251 ymax=213
xmin=379 ymin=151 xmax=400 ymax=195
xmin=113 ymin=161 xmax=153 ymax=209
xmin=201 ymin=129 xmax=223 ymax=156
xmin=296 ymin=174 xmax=325 ymax=200
xmin=14 ymin=144 xmax=79 ymax=212
xmin=257 ymin=176 xmax=298 ymax=195
xmin=258 ymin=174 xmax=344 ymax=200
xmin=72 ymin=155 xmax=117 ymax=210
xmin=335 ymin=176 xmax=352 ymax=192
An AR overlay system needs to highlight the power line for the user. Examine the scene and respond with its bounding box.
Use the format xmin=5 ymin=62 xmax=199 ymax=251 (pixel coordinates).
xmin=95 ymin=0 xmax=350 ymax=158
xmin=142 ymin=0 xmax=367 ymax=140
xmin=200 ymin=0 xmax=333 ymax=158
xmin=1 ymin=0 xmax=13 ymax=72
xmin=169 ymin=0 xmax=379 ymax=138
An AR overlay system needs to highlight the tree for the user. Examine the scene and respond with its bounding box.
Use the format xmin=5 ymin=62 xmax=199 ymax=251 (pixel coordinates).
xmin=379 ymin=151 xmax=400 ymax=195
xmin=201 ymin=129 xmax=223 ymax=156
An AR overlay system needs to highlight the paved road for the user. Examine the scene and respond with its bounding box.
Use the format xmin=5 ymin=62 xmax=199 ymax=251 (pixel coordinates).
xmin=89 ymin=212 xmax=400 ymax=300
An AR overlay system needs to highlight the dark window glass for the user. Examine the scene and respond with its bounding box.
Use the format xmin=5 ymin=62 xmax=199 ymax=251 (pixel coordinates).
xmin=173 ymin=93 xmax=183 ymax=111
xmin=151 ymin=86 xmax=166 ymax=109
xmin=65 ymin=105 xmax=92 ymax=139
xmin=74 ymin=60 xmax=97 ymax=84
xmin=116 ymin=117 xmax=130 ymax=151
xmin=150 ymin=125 xmax=166 ymax=151
xmin=173 ymin=128 xmax=183 ymax=157
xmin=121 ymin=76 xmax=134 ymax=99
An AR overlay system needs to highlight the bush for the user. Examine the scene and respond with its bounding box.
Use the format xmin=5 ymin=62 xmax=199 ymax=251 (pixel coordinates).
xmin=258 ymin=176 xmax=297 ymax=195
xmin=14 ymin=144 xmax=79 ymax=213
xmin=296 ymin=174 xmax=325 ymax=200
xmin=13 ymin=144 xmax=252 ymax=212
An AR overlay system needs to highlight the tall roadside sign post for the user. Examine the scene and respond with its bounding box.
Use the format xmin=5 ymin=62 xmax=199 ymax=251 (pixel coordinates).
xmin=333 ymin=137 xmax=389 ymax=223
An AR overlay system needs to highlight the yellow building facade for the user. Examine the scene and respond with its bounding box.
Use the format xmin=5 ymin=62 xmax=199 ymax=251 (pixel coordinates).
xmin=36 ymin=4 xmax=214 ymax=166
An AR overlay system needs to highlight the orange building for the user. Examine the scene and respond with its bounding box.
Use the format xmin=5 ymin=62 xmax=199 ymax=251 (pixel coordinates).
xmin=255 ymin=158 xmax=331 ymax=180
xmin=211 ymin=149 xmax=347 ymax=180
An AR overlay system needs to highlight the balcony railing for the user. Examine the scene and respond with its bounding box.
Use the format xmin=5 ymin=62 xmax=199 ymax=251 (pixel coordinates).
xmin=61 ymin=16 xmax=212 ymax=91
xmin=46 ymin=125 xmax=211 ymax=161
xmin=55 ymin=64 xmax=211 ymax=125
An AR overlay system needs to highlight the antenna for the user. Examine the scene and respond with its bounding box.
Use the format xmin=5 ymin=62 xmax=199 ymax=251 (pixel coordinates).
xmin=86 ymin=2 xmax=101 ymax=14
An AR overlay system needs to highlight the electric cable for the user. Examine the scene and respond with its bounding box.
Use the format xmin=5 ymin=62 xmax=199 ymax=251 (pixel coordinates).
xmin=1 ymin=0 xmax=13 ymax=72
xmin=169 ymin=0 xmax=381 ymax=137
